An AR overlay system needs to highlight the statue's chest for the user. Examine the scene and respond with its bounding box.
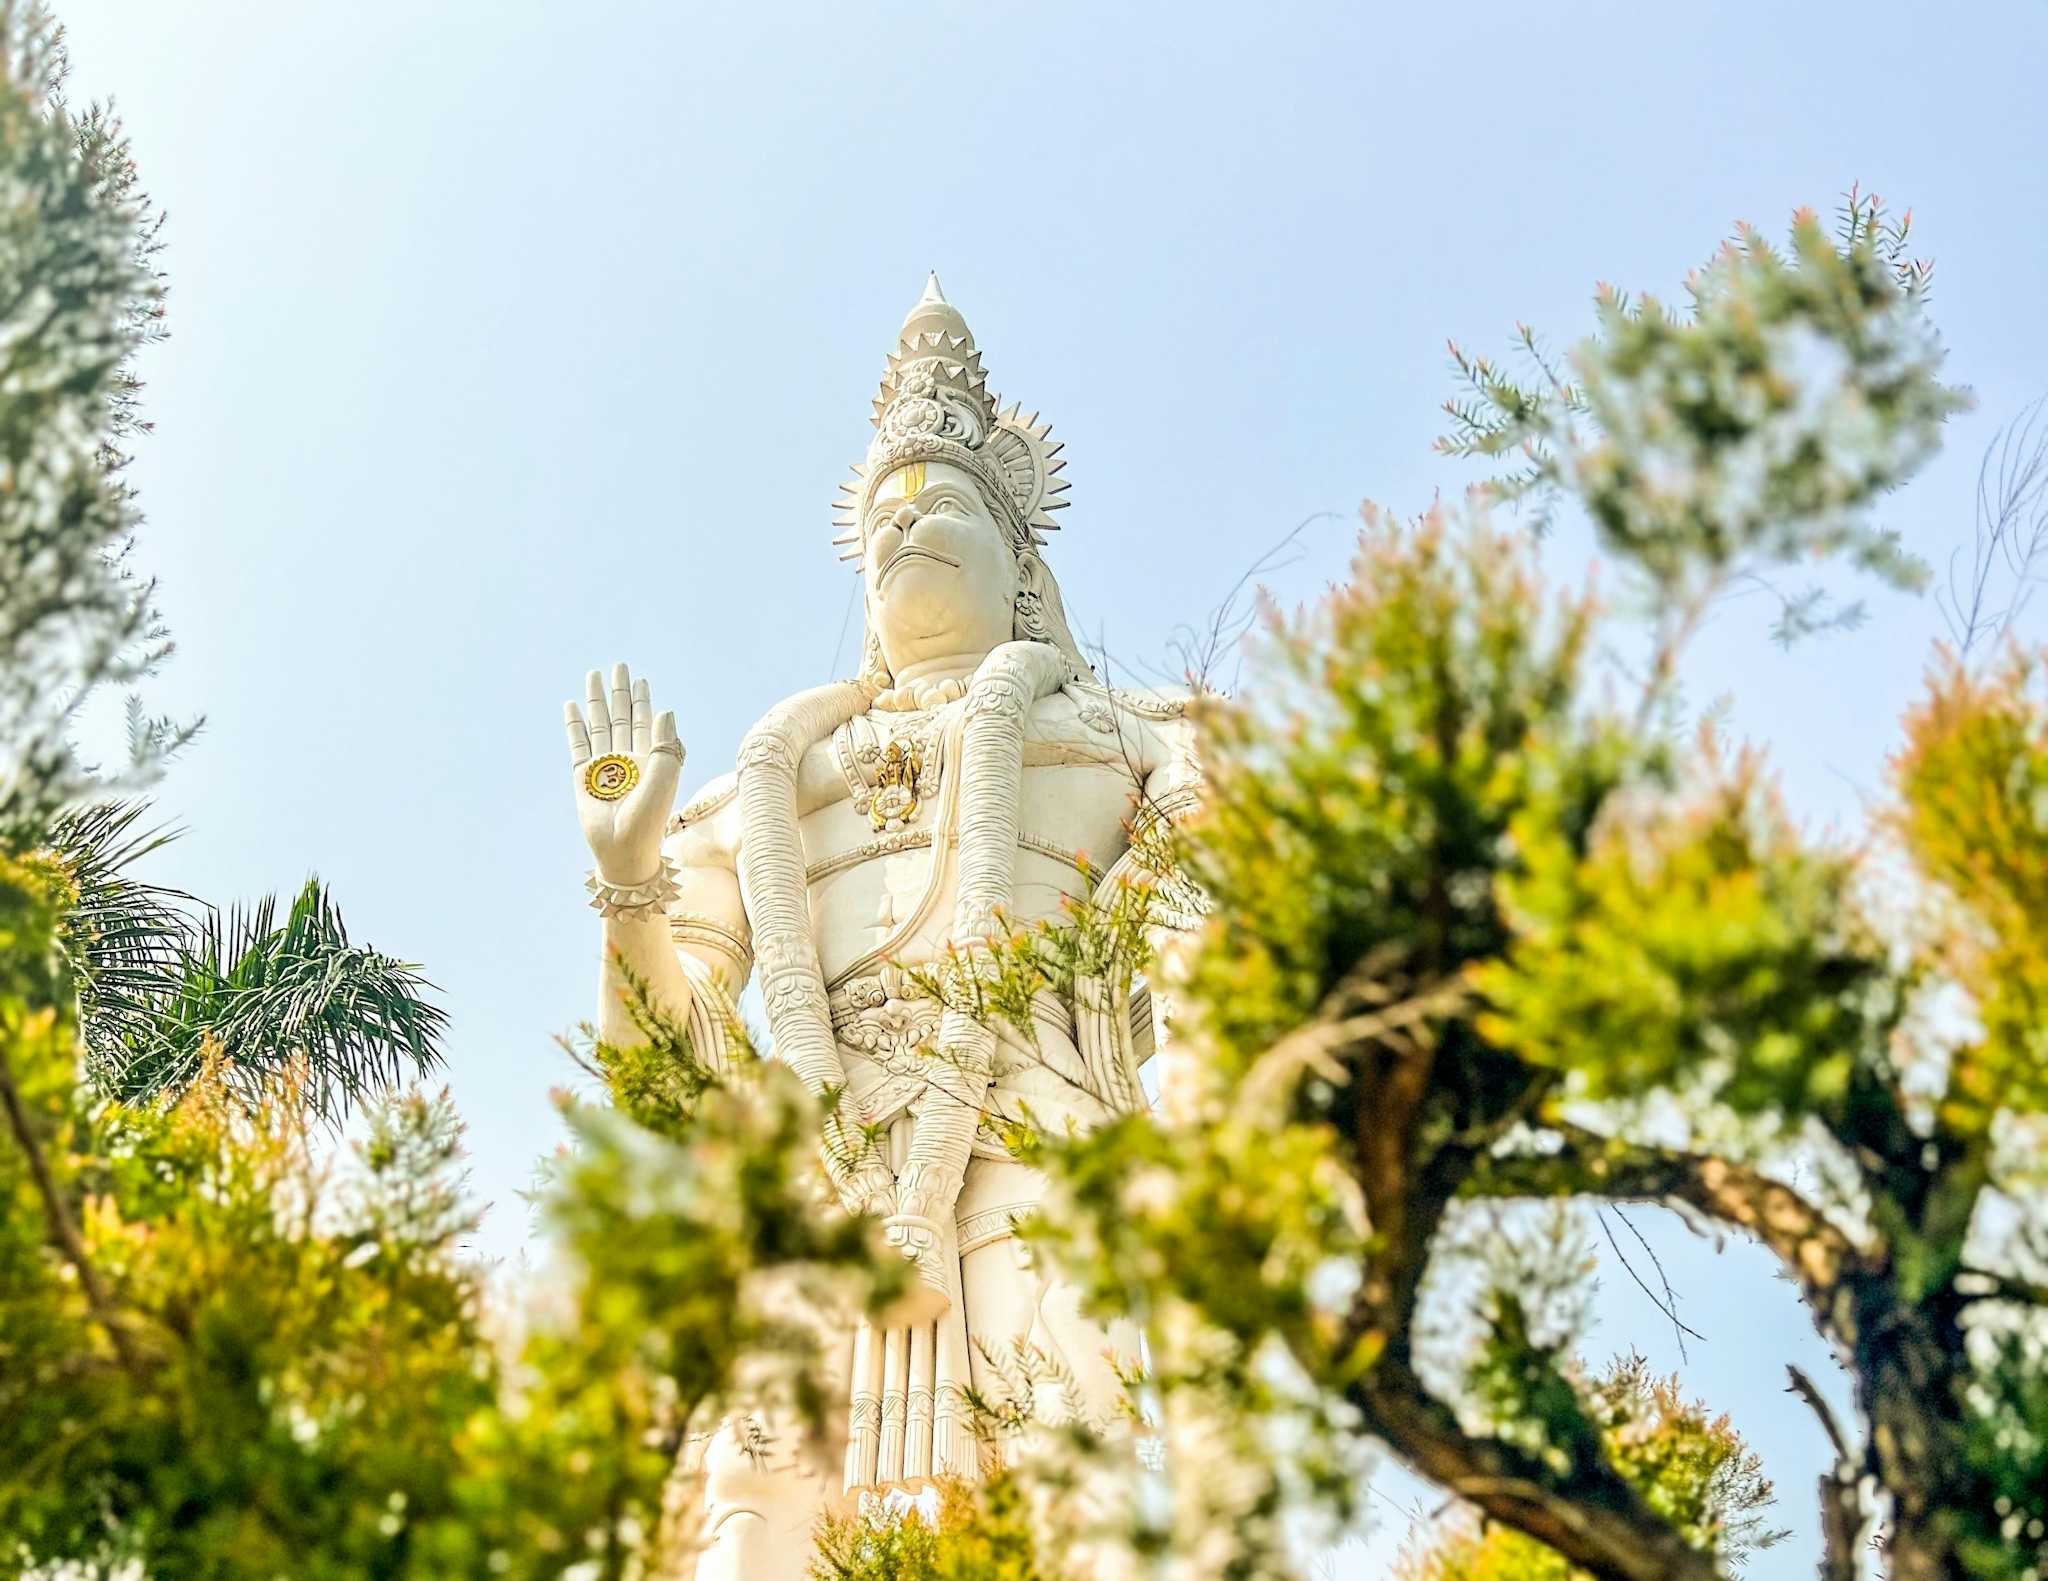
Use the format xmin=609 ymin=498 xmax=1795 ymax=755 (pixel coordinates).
xmin=828 ymin=708 xmax=950 ymax=834
xmin=792 ymin=700 xmax=1142 ymax=982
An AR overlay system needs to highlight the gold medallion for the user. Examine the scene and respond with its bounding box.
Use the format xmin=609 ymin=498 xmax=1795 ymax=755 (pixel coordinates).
xmin=868 ymin=738 xmax=924 ymax=831
xmin=585 ymin=753 xmax=639 ymax=802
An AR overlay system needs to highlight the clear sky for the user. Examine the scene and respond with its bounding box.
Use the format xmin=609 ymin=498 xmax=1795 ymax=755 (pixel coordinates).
xmin=53 ymin=2 xmax=2048 ymax=1574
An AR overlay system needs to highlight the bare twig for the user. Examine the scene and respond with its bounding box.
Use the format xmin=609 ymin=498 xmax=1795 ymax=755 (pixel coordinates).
xmin=1595 ymin=1205 xmax=1705 ymax=1360
xmin=1469 ymin=1122 xmax=1864 ymax=1326
xmin=1786 ymin=1363 xmax=1851 ymax=1466
xmin=1237 ymin=975 xmax=1466 ymax=1114
xmin=1943 ymin=393 xmax=2048 ymax=655
xmin=1145 ymin=510 xmax=1342 ymax=696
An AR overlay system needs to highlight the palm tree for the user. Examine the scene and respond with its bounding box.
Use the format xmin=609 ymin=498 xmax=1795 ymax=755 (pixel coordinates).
xmin=50 ymin=801 xmax=445 ymax=1117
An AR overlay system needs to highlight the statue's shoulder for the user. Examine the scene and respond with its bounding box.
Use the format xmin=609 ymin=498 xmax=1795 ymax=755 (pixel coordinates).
xmin=1058 ymin=677 xmax=1194 ymax=724
xmin=667 ymin=770 xmax=741 ymax=859
xmin=1044 ymin=680 xmax=1201 ymax=789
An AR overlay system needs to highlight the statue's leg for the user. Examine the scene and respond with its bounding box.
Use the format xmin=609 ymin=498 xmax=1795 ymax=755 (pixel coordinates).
xmin=670 ymin=1310 xmax=854 ymax=1579
xmin=956 ymin=1158 xmax=1144 ymax=1438
xmin=679 ymin=1414 xmax=836 ymax=1581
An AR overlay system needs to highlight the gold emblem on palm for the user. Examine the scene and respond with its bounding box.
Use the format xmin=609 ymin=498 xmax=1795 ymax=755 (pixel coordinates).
xmin=584 ymin=754 xmax=639 ymax=802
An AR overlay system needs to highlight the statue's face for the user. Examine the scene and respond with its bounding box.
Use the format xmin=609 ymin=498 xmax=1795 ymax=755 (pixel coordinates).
xmin=863 ymin=460 xmax=1018 ymax=674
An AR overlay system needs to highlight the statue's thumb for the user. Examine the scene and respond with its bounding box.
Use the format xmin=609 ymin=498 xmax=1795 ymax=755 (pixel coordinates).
xmin=647 ymin=749 xmax=683 ymax=799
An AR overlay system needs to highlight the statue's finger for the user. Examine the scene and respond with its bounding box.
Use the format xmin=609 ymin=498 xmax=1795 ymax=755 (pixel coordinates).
xmin=609 ymin=662 xmax=633 ymax=750
xmin=652 ymin=710 xmax=684 ymax=764
xmin=586 ymin=670 xmax=611 ymax=753
xmin=563 ymin=700 xmax=592 ymax=766
xmin=632 ymin=678 xmax=653 ymax=755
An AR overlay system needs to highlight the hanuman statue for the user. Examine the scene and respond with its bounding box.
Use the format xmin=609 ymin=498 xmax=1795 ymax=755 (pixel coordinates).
xmin=562 ymin=278 xmax=1202 ymax=1578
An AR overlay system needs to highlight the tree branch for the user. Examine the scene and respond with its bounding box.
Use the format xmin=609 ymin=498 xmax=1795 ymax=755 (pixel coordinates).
xmin=1956 ymin=1266 xmax=2048 ymax=1309
xmin=1353 ymin=1359 xmax=1720 ymax=1581
xmin=1786 ymin=1364 xmax=1862 ymax=1581
xmin=1467 ymin=1123 xmax=1865 ymax=1327
xmin=0 ymin=1039 xmax=141 ymax=1374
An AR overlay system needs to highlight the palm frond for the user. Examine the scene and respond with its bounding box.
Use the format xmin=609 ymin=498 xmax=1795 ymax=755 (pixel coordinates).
xmin=49 ymin=799 xmax=194 ymax=1080
xmin=50 ymin=801 xmax=447 ymax=1117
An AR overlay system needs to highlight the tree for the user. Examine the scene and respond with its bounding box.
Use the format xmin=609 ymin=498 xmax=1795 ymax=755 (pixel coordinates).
xmin=915 ymin=196 xmax=2046 ymax=1581
xmin=809 ymin=1351 xmax=1784 ymax=1581
xmin=1 ymin=849 xmax=889 ymax=1577
xmin=0 ymin=0 xmax=179 ymax=845
xmin=0 ymin=11 xmax=872 ymax=1574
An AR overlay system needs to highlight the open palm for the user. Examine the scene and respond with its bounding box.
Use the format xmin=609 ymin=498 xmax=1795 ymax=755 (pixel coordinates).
xmin=564 ymin=661 xmax=684 ymax=881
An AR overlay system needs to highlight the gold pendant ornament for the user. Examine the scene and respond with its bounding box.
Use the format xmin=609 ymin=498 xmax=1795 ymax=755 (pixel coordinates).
xmin=868 ymin=738 xmax=924 ymax=831
xmin=585 ymin=753 xmax=639 ymax=802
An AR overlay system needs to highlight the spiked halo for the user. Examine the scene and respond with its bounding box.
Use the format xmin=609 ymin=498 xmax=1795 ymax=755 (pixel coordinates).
xmin=830 ymin=274 xmax=1071 ymax=565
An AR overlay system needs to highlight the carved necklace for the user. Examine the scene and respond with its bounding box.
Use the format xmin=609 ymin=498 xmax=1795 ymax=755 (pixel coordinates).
xmin=868 ymin=675 xmax=967 ymax=714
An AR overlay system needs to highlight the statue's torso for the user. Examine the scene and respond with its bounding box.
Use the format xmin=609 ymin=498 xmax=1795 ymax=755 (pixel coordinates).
xmin=800 ymin=691 xmax=1147 ymax=984
xmin=671 ymin=683 xmax=1186 ymax=979
xmin=665 ymin=682 xmax=1193 ymax=1141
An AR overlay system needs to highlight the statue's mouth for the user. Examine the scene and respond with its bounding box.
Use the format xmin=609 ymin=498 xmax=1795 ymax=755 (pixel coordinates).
xmin=875 ymin=545 xmax=963 ymax=588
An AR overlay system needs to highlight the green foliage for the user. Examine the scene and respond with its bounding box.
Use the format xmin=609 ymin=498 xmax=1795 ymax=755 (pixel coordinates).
xmin=0 ymin=845 xmax=894 ymax=1579
xmin=1178 ymin=505 xmax=1639 ymax=1079
xmin=812 ymin=1477 xmax=1064 ymax=1581
xmin=0 ymin=0 xmax=441 ymax=1126
xmin=1016 ymin=1106 xmax=1366 ymax=1368
xmin=1892 ymin=649 xmax=2048 ymax=1129
xmin=1439 ymin=190 xmax=1966 ymax=645
xmin=945 ymin=325 xmax=2047 ymax=1573
xmin=99 ymin=874 xmax=444 ymax=1115
xmin=1961 ymin=1330 xmax=2048 ymax=1581
xmin=3 ymin=851 xmax=502 ymax=1576
xmin=1397 ymin=1354 xmax=1785 ymax=1579
xmin=0 ymin=4 xmax=441 ymax=1126
xmin=906 ymin=851 xmax=1177 ymax=1065
xmin=1473 ymin=746 xmax=1898 ymax=1115
xmin=45 ymin=800 xmax=447 ymax=1119
xmin=0 ymin=4 xmax=187 ymax=844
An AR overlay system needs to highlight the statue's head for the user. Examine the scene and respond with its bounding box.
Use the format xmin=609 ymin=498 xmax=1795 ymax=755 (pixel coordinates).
xmin=834 ymin=277 xmax=1088 ymax=692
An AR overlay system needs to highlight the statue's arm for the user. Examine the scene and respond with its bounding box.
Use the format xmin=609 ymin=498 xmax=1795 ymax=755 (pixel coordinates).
xmin=1133 ymin=704 xmax=1204 ymax=833
xmin=1130 ymin=707 xmax=1205 ymax=1100
xmin=596 ymin=781 xmax=750 ymax=1050
xmin=564 ymin=664 xmax=752 ymax=1052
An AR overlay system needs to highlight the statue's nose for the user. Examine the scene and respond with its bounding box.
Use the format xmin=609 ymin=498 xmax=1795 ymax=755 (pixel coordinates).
xmin=890 ymin=502 xmax=920 ymax=532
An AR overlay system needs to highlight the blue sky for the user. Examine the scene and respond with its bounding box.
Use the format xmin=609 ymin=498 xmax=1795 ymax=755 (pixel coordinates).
xmin=57 ymin=2 xmax=2048 ymax=1573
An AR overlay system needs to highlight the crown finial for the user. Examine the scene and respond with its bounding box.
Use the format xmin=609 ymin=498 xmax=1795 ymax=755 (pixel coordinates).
xmin=900 ymin=272 xmax=968 ymax=345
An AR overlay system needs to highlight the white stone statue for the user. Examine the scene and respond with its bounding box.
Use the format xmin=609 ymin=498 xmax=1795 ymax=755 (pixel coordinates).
xmin=562 ymin=277 xmax=1202 ymax=1578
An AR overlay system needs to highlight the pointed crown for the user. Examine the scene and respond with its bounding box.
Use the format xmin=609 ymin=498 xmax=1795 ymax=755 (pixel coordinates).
xmin=832 ymin=275 xmax=1070 ymax=564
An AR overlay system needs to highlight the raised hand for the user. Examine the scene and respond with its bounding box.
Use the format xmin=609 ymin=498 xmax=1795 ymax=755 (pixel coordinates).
xmin=563 ymin=662 xmax=684 ymax=883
